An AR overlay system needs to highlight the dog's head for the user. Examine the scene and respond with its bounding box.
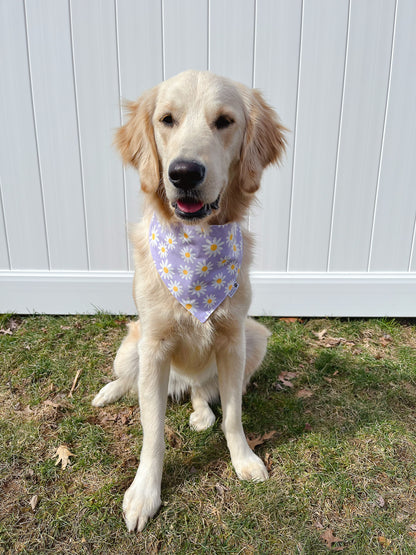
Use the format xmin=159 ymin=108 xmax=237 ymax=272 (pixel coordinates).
xmin=116 ymin=70 xmax=286 ymax=223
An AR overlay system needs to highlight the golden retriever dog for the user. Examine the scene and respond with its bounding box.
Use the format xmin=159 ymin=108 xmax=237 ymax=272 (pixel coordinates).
xmin=92 ymin=70 xmax=286 ymax=532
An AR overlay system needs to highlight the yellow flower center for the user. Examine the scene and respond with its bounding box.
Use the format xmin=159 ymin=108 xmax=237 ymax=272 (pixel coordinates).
xmin=195 ymin=285 xmax=201 ymax=291
xmin=202 ymin=266 xmax=208 ymax=272
xmin=210 ymin=244 xmax=217 ymax=251
xmin=185 ymin=303 xmax=192 ymax=310
xmin=185 ymin=252 xmax=190 ymax=258
xmin=163 ymin=267 xmax=169 ymax=274
xmin=216 ymin=278 xmax=222 ymax=284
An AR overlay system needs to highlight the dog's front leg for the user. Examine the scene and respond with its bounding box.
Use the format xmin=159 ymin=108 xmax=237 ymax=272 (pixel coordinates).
xmin=123 ymin=338 xmax=170 ymax=532
xmin=216 ymin=327 xmax=268 ymax=482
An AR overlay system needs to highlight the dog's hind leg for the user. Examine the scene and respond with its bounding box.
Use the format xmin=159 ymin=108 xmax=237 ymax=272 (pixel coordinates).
xmin=92 ymin=321 xmax=140 ymax=407
xmin=189 ymin=382 xmax=217 ymax=431
xmin=242 ymin=318 xmax=271 ymax=393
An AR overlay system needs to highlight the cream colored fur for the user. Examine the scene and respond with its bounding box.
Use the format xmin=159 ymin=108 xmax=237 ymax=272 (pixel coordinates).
xmin=92 ymin=70 xmax=286 ymax=532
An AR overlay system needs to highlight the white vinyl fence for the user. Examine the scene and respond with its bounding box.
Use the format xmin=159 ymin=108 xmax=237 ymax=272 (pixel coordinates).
xmin=1 ymin=0 xmax=416 ymax=316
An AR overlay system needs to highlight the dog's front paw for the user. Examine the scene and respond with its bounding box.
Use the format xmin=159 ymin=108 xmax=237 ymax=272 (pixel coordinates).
xmin=189 ymin=406 xmax=216 ymax=431
xmin=92 ymin=380 xmax=122 ymax=407
xmin=123 ymin=474 xmax=161 ymax=532
xmin=233 ymin=452 xmax=269 ymax=482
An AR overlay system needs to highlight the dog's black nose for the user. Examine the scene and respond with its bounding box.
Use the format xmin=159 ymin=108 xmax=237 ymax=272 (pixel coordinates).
xmin=168 ymin=160 xmax=205 ymax=190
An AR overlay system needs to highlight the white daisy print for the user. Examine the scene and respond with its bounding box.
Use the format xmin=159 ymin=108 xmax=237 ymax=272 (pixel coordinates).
xmin=204 ymin=294 xmax=217 ymax=308
xmin=212 ymin=271 xmax=226 ymax=289
xmin=202 ymin=237 xmax=224 ymax=258
xmin=195 ymin=260 xmax=213 ymax=277
xmin=150 ymin=227 xmax=158 ymax=245
xmin=226 ymin=225 xmax=237 ymax=245
xmin=159 ymin=260 xmax=173 ymax=278
xmin=168 ymin=280 xmax=183 ymax=296
xmin=227 ymin=280 xmax=237 ymax=294
xmin=181 ymin=228 xmax=193 ymax=243
xmin=180 ymin=246 xmax=195 ymax=263
xmin=158 ymin=243 xmax=168 ymax=258
xmin=181 ymin=229 xmax=193 ymax=243
xmin=231 ymin=242 xmax=239 ymax=257
xmin=192 ymin=280 xmax=207 ymax=297
xmin=196 ymin=225 xmax=210 ymax=237
xmin=179 ymin=264 xmax=192 ymax=280
xmin=218 ymin=257 xmax=228 ymax=267
xmin=165 ymin=233 xmax=177 ymax=250
xmin=183 ymin=298 xmax=197 ymax=313
xmin=228 ymin=261 xmax=238 ymax=275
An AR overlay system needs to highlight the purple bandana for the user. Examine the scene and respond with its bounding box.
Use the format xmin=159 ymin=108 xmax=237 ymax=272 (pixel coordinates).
xmin=149 ymin=213 xmax=243 ymax=322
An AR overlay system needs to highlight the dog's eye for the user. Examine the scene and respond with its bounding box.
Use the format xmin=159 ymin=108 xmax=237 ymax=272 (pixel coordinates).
xmin=214 ymin=115 xmax=234 ymax=130
xmin=160 ymin=114 xmax=174 ymax=126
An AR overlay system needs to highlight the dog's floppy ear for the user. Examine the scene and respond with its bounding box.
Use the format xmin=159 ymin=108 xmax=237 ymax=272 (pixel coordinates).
xmin=239 ymin=89 xmax=287 ymax=193
xmin=115 ymin=88 xmax=160 ymax=194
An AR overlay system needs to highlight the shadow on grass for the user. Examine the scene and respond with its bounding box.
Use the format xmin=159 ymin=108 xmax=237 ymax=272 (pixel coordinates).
xmin=154 ymin=321 xmax=416 ymax=495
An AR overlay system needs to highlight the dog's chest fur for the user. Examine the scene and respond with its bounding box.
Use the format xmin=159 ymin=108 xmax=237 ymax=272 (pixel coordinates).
xmin=129 ymin=211 xmax=254 ymax=374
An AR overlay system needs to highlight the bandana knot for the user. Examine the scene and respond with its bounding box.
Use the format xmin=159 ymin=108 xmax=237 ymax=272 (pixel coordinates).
xmin=149 ymin=213 xmax=243 ymax=322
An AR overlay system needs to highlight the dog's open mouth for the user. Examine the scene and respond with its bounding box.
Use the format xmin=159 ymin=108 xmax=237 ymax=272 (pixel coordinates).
xmin=173 ymin=196 xmax=220 ymax=221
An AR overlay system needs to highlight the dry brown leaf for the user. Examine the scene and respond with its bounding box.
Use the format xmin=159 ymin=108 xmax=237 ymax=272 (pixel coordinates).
xmin=281 ymin=371 xmax=299 ymax=380
xmin=264 ymin=452 xmax=273 ymax=472
xmin=246 ymin=431 xmax=277 ymax=450
xmin=29 ymin=495 xmax=38 ymax=511
xmin=278 ymin=371 xmax=299 ymax=388
xmin=279 ymin=317 xmax=303 ymax=324
xmin=313 ymin=329 xmax=327 ymax=341
xmin=165 ymin=425 xmax=182 ymax=448
xmin=296 ymin=388 xmax=313 ymax=399
xmin=0 ymin=328 xmax=13 ymax=335
xmin=324 ymin=337 xmax=343 ymax=347
xmin=53 ymin=445 xmax=75 ymax=470
xmin=378 ymin=536 xmax=392 ymax=547
xmin=377 ymin=494 xmax=386 ymax=508
xmin=380 ymin=334 xmax=393 ymax=347
xmin=321 ymin=529 xmax=343 ymax=549
xmin=43 ymin=399 xmax=62 ymax=409
xmin=313 ymin=331 xmax=355 ymax=349
xmin=8 ymin=318 xmax=19 ymax=331
xmin=214 ymin=483 xmax=229 ymax=498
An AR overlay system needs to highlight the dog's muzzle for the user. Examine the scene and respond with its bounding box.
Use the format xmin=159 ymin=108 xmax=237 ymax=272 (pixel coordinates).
xmin=168 ymin=159 xmax=220 ymax=220
xmin=172 ymin=195 xmax=220 ymax=221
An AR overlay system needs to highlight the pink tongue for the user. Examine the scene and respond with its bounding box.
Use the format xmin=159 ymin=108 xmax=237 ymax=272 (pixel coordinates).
xmin=177 ymin=200 xmax=204 ymax=213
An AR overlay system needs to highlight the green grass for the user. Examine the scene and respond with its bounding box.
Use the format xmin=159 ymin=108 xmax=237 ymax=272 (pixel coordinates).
xmin=1 ymin=315 xmax=416 ymax=553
